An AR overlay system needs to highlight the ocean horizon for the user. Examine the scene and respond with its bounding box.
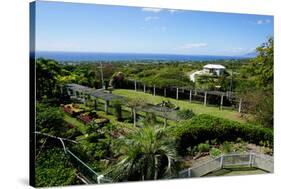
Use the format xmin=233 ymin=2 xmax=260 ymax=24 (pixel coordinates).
xmin=35 ymin=51 xmax=249 ymax=62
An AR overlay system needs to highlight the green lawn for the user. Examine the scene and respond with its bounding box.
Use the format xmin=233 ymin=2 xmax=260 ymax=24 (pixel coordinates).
xmin=112 ymin=89 xmax=245 ymax=123
xmin=204 ymin=167 xmax=267 ymax=177
xmin=63 ymin=113 xmax=88 ymax=134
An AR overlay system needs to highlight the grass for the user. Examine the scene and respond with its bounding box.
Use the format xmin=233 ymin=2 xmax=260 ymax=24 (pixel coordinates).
xmin=112 ymin=89 xmax=245 ymax=123
xmin=63 ymin=113 xmax=88 ymax=134
xmin=204 ymin=167 xmax=267 ymax=177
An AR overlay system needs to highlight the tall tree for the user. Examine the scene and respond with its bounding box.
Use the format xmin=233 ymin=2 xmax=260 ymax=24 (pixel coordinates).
xmin=239 ymin=37 xmax=273 ymax=127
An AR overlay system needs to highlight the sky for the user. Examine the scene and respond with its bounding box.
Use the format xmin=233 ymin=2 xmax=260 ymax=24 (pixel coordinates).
xmin=35 ymin=1 xmax=274 ymax=56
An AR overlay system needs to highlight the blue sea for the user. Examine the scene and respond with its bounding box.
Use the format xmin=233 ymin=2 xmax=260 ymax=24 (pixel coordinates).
xmin=35 ymin=51 xmax=247 ymax=62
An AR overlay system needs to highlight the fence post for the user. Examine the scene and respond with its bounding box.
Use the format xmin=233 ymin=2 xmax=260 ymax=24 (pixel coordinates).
xmin=238 ymin=98 xmax=242 ymax=113
xmin=94 ymin=99 xmax=98 ymax=110
xmin=176 ymin=88 xmax=179 ymax=100
xmin=249 ymin=153 xmax=253 ymax=167
xmin=220 ymin=94 xmax=224 ymax=110
xmin=153 ymin=85 xmax=156 ymax=96
xmin=164 ymin=88 xmax=166 ymax=97
xmin=60 ymin=85 xmax=63 ymax=94
xmin=97 ymin=175 xmax=104 ymax=184
xmin=220 ymin=155 xmax=224 ymax=169
xmin=164 ymin=117 xmax=167 ymax=127
xmin=144 ymin=84 xmax=146 ymax=93
xmin=204 ymin=91 xmax=207 ymax=106
xmin=189 ymin=90 xmax=192 ymax=102
xmin=104 ymin=100 xmax=109 ymax=114
xmin=134 ymin=80 xmax=137 ymax=91
xmin=83 ymin=91 xmax=86 ymax=104
xmin=188 ymin=168 xmax=191 ymax=178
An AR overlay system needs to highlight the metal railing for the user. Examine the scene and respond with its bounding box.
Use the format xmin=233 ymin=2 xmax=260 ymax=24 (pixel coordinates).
xmin=66 ymin=149 xmax=112 ymax=184
xmin=179 ymin=153 xmax=273 ymax=178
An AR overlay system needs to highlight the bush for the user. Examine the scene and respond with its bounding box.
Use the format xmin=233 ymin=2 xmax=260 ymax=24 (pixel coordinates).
xmin=210 ymin=148 xmax=222 ymax=157
xmin=36 ymin=103 xmax=66 ymax=136
xmin=172 ymin=114 xmax=273 ymax=155
xmin=35 ymin=148 xmax=78 ymax=187
xmin=221 ymin=141 xmax=233 ymax=153
xmin=177 ymin=109 xmax=195 ymax=120
xmin=144 ymin=112 xmax=157 ymax=125
xmin=198 ymin=142 xmax=210 ymax=152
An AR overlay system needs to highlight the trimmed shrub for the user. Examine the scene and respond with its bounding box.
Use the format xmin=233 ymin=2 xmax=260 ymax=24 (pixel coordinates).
xmin=210 ymin=148 xmax=222 ymax=157
xmin=198 ymin=142 xmax=210 ymax=152
xmin=172 ymin=114 xmax=273 ymax=155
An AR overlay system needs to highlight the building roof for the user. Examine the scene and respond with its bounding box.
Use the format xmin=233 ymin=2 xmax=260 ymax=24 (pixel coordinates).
xmin=203 ymin=64 xmax=225 ymax=69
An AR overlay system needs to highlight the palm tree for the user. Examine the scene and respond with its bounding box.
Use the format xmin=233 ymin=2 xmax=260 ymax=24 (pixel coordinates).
xmin=109 ymin=125 xmax=178 ymax=181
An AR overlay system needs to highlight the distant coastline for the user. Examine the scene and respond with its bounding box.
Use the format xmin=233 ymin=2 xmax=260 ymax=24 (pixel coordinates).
xmin=35 ymin=51 xmax=250 ymax=62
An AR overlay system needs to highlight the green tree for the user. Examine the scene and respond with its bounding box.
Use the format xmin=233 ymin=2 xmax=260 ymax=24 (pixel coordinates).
xmin=110 ymin=72 xmax=125 ymax=88
xmin=250 ymin=37 xmax=273 ymax=89
xmin=36 ymin=59 xmax=62 ymax=100
xmin=110 ymin=126 xmax=178 ymax=181
xmin=239 ymin=37 xmax=273 ymax=127
xmin=36 ymin=103 xmax=66 ymax=136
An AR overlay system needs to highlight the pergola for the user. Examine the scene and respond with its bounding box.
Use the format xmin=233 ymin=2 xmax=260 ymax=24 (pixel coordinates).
xmin=127 ymin=79 xmax=241 ymax=111
xmin=64 ymin=83 xmax=180 ymax=122
xmin=65 ymin=83 xmax=124 ymax=114
xmin=137 ymin=104 xmax=180 ymax=122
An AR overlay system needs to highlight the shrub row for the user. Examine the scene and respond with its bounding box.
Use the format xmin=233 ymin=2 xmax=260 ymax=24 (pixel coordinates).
xmin=171 ymin=114 xmax=273 ymax=155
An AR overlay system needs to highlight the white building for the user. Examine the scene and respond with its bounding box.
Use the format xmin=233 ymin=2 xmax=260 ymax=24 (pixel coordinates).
xmin=203 ymin=64 xmax=226 ymax=76
xmin=190 ymin=64 xmax=226 ymax=82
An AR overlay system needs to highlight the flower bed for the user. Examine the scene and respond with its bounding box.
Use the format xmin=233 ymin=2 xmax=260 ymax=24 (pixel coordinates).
xmin=77 ymin=113 xmax=93 ymax=124
xmin=63 ymin=104 xmax=85 ymax=116
xmin=63 ymin=106 xmax=73 ymax=115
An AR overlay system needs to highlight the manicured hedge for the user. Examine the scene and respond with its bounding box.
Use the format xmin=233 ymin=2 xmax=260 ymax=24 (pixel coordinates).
xmin=172 ymin=114 xmax=273 ymax=155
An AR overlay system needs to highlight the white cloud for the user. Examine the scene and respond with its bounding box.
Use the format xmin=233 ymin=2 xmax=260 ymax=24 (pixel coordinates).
xmin=145 ymin=16 xmax=159 ymax=22
xmin=178 ymin=43 xmax=208 ymax=49
xmin=219 ymin=47 xmax=256 ymax=56
xmin=231 ymin=47 xmax=244 ymax=52
xmin=256 ymin=19 xmax=271 ymax=25
xmin=142 ymin=8 xmax=162 ymax=13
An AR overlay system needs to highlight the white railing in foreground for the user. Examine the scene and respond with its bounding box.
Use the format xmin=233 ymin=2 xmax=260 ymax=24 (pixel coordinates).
xmin=179 ymin=153 xmax=273 ymax=178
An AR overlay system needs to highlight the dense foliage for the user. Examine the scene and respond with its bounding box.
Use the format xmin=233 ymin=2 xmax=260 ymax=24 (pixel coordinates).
xmin=172 ymin=114 xmax=273 ymax=155
xmin=236 ymin=37 xmax=273 ymax=127
xmin=36 ymin=103 xmax=66 ymax=136
xmin=35 ymin=148 xmax=78 ymax=187
xmin=36 ymin=59 xmax=62 ymax=100
xmin=177 ymin=109 xmax=195 ymax=120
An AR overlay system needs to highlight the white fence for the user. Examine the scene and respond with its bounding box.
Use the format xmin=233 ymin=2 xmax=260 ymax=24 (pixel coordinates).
xmin=179 ymin=153 xmax=273 ymax=178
